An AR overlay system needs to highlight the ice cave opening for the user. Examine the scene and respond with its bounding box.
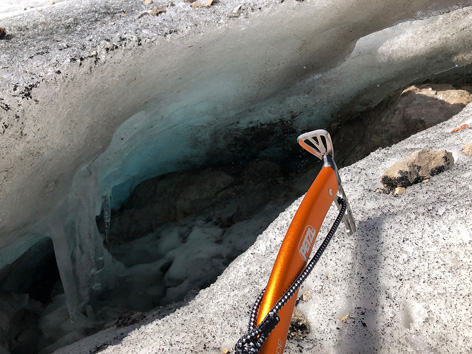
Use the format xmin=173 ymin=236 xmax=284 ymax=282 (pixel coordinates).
xmin=1 ymin=3 xmax=472 ymax=353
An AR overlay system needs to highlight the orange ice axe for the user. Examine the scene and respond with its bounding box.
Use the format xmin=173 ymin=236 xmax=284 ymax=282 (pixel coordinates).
xmin=235 ymin=129 xmax=356 ymax=354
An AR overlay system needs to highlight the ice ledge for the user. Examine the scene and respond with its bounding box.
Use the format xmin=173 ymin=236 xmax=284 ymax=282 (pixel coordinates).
xmin=0 ymin=0 xmax=469 ymax=87
xmin=56 ymin=103 xmax=472 ymax=354
xmin=2 ymin=1 xmax=472 ymax=257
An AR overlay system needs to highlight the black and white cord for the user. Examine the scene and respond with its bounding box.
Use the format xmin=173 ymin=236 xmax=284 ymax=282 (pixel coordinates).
xmin=234 ymin=197 xmax=347 ymax=354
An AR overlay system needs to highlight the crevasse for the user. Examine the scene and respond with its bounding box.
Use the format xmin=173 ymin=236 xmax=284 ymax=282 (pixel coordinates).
xmin=9 ymin=4 xmax=472 ymax=318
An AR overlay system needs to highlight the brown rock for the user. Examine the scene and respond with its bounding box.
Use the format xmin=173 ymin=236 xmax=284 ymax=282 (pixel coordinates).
xmin=463 ymin=143 xmax=472 ymax=155
xmin=394 ymin=186 xmax=406 ymax=195
xmin=0 ymin=27 xmax=6 ymax=40
xmin=144 ymin=0 xmax=153 ymax=4
xmin=411 ymin=84 xmax=472 ymax=106
xmin=150 ymin=6 xmax=166 ymax=15
xmin=381 ymin=149 xmax=454 ymax=189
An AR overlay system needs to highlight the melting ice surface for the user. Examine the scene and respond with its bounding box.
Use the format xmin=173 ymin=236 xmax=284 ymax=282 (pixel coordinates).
xmin=41 ymin=3 xmax=472 ymax=320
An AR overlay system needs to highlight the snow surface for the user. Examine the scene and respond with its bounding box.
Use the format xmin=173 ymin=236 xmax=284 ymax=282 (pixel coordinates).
xmin=55 ymin=104 xmax=472 ymax=353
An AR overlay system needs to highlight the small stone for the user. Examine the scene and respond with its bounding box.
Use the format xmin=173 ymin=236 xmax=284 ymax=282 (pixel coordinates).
xmin=47 ymin=1 xmax=55 ymax=5
xmin=232 ymin=4 xmax=242 ymax=13
xmin=463 ymin=143 xmax=472 ymax=155
xmin=150 ymin=6 xmax=167 ymax=15
xmin=222 ymin=349 xmax=230 ymax=354
xmin=91 ymin=50 xmax=97 ymax=56
xmin=451 ymin=123 xmax=469 ymax=133
xmin=144 ymin=0 xmax=153 ymax=4
xmin=338 ymin=314 xmax=350 ymax=322
xmin=394 ymin=187 xmax=406 ymax=195
xmin=301 ymin=290 xmax=312 ymax=302
xmin=0 ymin=27 xmax=6 ymax=40
xmin=191 ymin=2 xmax=206 ymax=7
xmin=381 ymin=149 xmax=454 ymax=189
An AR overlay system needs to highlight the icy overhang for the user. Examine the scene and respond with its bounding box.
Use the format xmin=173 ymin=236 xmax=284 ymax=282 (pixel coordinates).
xmin=1 ymin=0 xmax=472 ymax=316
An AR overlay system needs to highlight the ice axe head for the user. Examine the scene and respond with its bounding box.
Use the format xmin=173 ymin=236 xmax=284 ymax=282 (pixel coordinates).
xmin=297 ymin=129 xmax=357 ymax=235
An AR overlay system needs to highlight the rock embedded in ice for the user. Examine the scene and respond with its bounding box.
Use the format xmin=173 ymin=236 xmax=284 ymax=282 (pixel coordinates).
xmin=404 ymin=84 xmax=472 ymax=106
xmin=381 ymin=149 xmax=454 ymax=189
xmin=104 ymin=168 xmax=236 ymax=243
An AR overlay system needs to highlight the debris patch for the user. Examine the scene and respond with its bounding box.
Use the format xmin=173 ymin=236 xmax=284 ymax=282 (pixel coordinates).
xmin=381 ymin=149 xmax=454 ymax=190
xmin=288 ymin=308 xmax=310 ymax=340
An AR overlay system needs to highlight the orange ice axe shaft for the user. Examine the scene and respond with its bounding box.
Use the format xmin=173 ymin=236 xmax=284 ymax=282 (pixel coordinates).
xmin=235 ymin=130 xmax=356 ymax=354
xmin=256 ymin=164 xmax=338 ymax=353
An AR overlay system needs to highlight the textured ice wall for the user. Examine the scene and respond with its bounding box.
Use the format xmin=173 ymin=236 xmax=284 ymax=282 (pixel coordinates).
xmin=55 ymin=103 xmax=472 ymax=354
xmin=1 ymin=1 xmax=472 ymax=318
xmin=96 ymin=5 xmax=472 ymax=208
xmin=64 ymin=5 xmax=472 ymax=317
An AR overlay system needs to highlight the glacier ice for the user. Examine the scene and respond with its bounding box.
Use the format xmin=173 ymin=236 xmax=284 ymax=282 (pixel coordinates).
xmin=34 ymin=5 xmax=472 ymax=319
xmin=62 ymin=15 xmax=472 ymax=321
xmin=1 ymin=0 xmax=472 ymax=338
xmin=46 ymin=166 xmax=122 ymax=319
